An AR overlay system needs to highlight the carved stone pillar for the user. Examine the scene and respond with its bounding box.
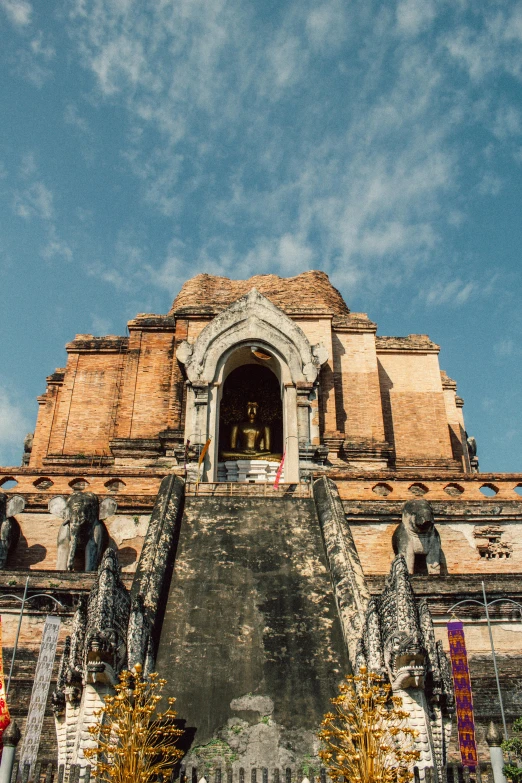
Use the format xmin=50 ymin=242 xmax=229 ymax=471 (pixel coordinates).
xmin=296 ymin=383 xmax=313 ymax=446
xmin=190 ymin=383 xmax=210 ymax=445
xmin=487 ymin=721 xmax=507 ymax=783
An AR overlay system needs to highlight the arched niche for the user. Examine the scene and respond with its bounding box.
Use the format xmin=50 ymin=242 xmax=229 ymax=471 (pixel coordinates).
xmin=177 ymin=289 xmax=328 ymax=483
xmin=206 ymin=341 xmax=299 ymax=482
xmin=219 ymin=363 xmax=283 ymax=457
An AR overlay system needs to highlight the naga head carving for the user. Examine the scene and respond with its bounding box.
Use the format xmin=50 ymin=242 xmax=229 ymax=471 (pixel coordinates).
xmin=358 ymin=556 xmax=430 ymax=692
xmin=85 ymin=633 xmax=118 ymax=685
xmin=383 ymin=631 xmax=427 ymax=690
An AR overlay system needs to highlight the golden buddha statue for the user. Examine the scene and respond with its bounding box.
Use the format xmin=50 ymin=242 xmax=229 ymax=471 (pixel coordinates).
xmin=221 ymin=402 xmax=281 ymax=461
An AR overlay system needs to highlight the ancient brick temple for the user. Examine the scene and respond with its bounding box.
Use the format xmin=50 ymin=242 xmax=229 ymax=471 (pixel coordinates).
xmin=1 ymin=271 xmax=521 ymax=778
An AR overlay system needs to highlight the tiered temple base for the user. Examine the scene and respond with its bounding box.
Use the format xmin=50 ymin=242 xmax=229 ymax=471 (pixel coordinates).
xmin=217 ymin=459 xmax=281 ymax=482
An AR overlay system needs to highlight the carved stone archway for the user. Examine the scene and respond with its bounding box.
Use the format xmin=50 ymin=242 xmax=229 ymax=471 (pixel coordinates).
xmin=176 ymin=289 xmax=328 ymax=482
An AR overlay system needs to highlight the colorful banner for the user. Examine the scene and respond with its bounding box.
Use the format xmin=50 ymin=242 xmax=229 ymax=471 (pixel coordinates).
xmin=273 ymin=450 xmax=286 ymax=489
xmin=18 ymin=615 xmax=61 ymax=775
xmin=0 ymin=616 xmax=11 ymax=757
xmin=447 ymin=620 xmax=478 ymax=769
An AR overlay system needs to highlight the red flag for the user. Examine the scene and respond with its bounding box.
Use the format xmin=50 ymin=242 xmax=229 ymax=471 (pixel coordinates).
xmin=273 ymin=450 xmax=286 ymax=489
xmin=0 ymin=617 xmax=11 ymax=757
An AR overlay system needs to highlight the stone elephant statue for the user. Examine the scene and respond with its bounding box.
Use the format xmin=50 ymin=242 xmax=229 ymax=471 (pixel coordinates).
xmin=0 ymin=493 xmax=25 ymax=568
xmin=49 ymin=492 xmax=117 ymax=572
xmin=392 ymin=499 xmax=442 ymax=575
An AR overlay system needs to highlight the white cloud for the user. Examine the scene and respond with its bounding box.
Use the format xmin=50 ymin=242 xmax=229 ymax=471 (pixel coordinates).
xmin=306 ymin=0 xmax=346 ymax=50
xmin=42 ymin=230 xmax=73 ymax=263
xmin=477 ymin=172 xmax=502 ymax=196
xmin=492 ymin=105 xmax=521 ymax=140
xmin=13 ymin=181 xmax=54 ymax=220
xmin=19 ymin=151 xmax=37 ymax=180
xmin=0 ymin=387 xmax=30 ymax=457
xmin=91 ymin=314 xmax=113 ymax=335
xmin=425 ymin=278 xmax=477 ymax=307
xmin=91 ymin=35 xmax=148 ymax=95
xmin=30 ymin=31 xmax=55 ymax=60
xmin=265 ymin=34 xmax=305 ymax=91
xmin=10 ymin=154 xmax=73 ymax=263
xmin=0 ymin=0 xmax=31 ymax=26
xmin=64 ymin=104 xmax=92 ymax=136
xmin=396 ymin=0 xmax=436 ymax=35
xmin=493 ymin=338 xmax=520 ymax=357
xmin=61 ymin=0 xmax=522 ymax=304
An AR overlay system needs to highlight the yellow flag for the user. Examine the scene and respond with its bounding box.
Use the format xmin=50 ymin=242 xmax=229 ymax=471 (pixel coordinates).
xmin=198 ymin=438 xmax=211 ymax=466
xmin=195 ymin=438 xmax=212 ymax=488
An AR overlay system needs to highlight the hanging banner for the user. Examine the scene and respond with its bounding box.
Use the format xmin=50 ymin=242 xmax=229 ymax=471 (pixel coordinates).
xmin=447 ymin=620 xmax=478 ymax=769
xmin=273 ymin=450 xmax=286 ymax=490
xmin=18 ymin=615 xmax=61 ymax=774
xmin=0 ymin=616 xmax=11 ymax=757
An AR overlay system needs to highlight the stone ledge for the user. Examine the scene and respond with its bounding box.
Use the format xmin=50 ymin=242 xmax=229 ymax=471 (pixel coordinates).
xmin=0 ymin=569 xmax=134 ymax=611
xmin=65 ymin=335 xmax=129 ymax=353
xmin=110 ymin=438 xmax=163 ymax=457
xmin=366 ymin=572 xmax=522 ymax=617
xmin=127 ymin=313 xmax=176 ymax=330
xmin=376 ymin=334 xmax=440 ymax=352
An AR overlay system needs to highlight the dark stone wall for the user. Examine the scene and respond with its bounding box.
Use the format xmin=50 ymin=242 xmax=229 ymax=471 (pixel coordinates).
xmin=156 ymin=496 xmax=350 ymax=767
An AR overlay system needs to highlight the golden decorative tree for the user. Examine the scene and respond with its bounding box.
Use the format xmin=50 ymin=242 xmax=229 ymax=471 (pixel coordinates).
xmin=319 ymin=667 xmax=420 ymax=783
xmin=84 ymin=664 xmax=184 ymax=783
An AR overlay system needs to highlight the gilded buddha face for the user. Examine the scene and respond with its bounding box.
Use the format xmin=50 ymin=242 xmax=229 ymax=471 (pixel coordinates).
xmin=246 ymin=401 xmax=259 ymax=422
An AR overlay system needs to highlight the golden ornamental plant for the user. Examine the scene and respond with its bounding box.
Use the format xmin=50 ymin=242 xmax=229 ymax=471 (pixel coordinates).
xmin=318 ymin=667 xmax=420 ymax=783
xmin=84 ymin=664 xmax=184 ymax=783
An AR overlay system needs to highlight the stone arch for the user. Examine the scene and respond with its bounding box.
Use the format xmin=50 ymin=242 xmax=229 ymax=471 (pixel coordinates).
xmin=177 ymin=289 xmax=328 ymax=482
xmin=177 ymin=288 xmax=325 ymax=385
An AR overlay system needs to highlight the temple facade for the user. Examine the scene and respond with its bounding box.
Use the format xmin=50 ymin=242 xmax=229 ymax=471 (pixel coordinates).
xmin=1 ymin=271 xmax=521 ymax=776
xmin=29 ymin=271 xmax=469 ymax=481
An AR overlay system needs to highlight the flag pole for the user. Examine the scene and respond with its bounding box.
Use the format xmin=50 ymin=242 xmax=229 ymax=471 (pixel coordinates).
xmin=6 ymin=576 xmax=28 ymax=696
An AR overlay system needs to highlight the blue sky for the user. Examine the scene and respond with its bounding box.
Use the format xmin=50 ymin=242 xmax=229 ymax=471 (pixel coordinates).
xmin=0 ymin=0 xmax=521 ymax=472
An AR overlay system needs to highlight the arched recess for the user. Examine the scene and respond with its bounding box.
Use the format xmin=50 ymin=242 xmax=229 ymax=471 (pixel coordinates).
xmin=176 ymin=289 xmax=328 ymax=482
xmin=218 ymin=361 xmax=283 ymax=456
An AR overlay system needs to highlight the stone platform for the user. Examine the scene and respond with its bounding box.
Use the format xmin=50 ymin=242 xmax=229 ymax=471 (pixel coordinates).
xmin=217 ymin=459 xmax=281 ymax=482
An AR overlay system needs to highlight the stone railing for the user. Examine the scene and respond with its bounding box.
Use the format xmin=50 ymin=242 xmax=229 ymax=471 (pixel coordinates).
xmin=330 ymin=473 xmax=522 ymax=503
xmin=8 ymin=761 xmax=496 ymax=783
xmin=185 ymin=482 xmax=312 ymax=497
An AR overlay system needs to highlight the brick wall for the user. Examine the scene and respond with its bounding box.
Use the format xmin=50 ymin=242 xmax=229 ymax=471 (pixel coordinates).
xmin=30 ymin=375 xmax=63 ymax=466
xmin=350 ymin=518 xmax=522 ymax=576
xmin=125 ymin=331 xmax=174 ymax=438
xmin=336 ymin=331 xmax=386 ymax=443
xmin=27 ymin=273 xmax=470 ymax=469
xmin=378 ymin=350 xmax=454 ymax=464
xmin=8 ymin=511 xmax=149 ymax=572
xmin=44 ymin=352 xmax=122 ymax=457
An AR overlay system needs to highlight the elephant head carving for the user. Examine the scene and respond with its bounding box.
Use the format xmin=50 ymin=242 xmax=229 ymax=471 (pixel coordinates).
xmin=0 ymin=492 xmax=25 ymax=569
xmin=49 ymin=492 xmax=117 ymax=572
